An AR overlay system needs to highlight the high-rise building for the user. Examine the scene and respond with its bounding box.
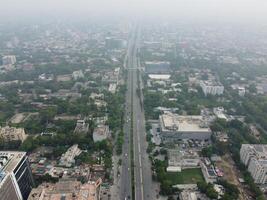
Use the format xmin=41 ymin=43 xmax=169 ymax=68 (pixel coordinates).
xmin=0 ymin=151 xmax=34 ymax=200
xmin=240 ymin=144 xmax=267 ymax=184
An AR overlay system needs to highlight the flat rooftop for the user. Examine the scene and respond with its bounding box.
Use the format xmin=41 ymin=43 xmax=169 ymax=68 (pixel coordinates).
xmin=160 ymin=113 xmax=210 ymax=133
xmin=242 ymin=144 xmax=267 ymax=160
xmin=148 ymin=74 xmax=171 ymax=80
xmin=28 ymin=179 xmax=102 ymax=200
xmin=200 ymin=80 xmax=223 ymax=87
xmin=0 ymin=151 xmax=26 ymax=173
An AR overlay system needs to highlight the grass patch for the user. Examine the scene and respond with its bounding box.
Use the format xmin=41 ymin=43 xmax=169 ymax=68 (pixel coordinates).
xmin=166 ymin=168 xmax=204 ymax=184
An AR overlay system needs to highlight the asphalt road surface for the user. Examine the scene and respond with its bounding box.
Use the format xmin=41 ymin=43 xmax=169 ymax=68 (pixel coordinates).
xmin=120 ymin=25 xmax=157 ymax=200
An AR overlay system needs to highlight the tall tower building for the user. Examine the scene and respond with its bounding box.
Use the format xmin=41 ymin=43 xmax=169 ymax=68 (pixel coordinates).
xmin=0 ymin=151 xmax=34 ymax=200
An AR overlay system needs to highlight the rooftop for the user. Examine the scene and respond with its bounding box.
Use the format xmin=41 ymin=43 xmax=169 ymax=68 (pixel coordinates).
xmin=0 ymin=151 xmax=26 ymax=173
xmin=242 ymin=144 xmax=267 ymax=160
xmin=28 ymin=179 xmax=102 ymax=200
xmin=160 ymin=112 xmax=210 ymax=133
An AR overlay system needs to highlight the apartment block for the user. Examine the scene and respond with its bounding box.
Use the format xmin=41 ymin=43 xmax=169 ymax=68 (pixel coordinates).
xmin=240 ymin=144 xmax=267 ymax=184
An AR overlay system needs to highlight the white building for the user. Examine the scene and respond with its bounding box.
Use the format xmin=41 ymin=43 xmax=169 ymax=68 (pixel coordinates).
xmin=213 ymin=107 xmax=227 ymax=120
xmin=72 ymin=70 xmax=84 ymax=80
xmin=159 ymin=112 xmax=211 ymax=142
xmin=2 ymin=55 xmax=16 ymax=65
xmin=240 ymin=144 xmax=267 ymax=184
xmin=200 ymin=80 xmax=224 ymax=96
xmin=108 ymin=83 xmax=117 ymax=94
xmin=238 ymin=86 xmax=246 ymax=96
xmin=59 ymin=144 xmax=82 ymax=167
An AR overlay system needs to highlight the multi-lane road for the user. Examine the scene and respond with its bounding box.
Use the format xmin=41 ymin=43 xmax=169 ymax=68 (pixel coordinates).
xmin=120 ymin=26 xmax=157 ymax=200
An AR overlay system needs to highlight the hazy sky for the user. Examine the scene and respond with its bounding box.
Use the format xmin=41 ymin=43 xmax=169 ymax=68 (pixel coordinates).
xmin=1 ymin=0 xmax=267 ymax=22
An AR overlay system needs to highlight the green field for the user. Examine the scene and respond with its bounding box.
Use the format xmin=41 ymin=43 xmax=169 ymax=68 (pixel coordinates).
xmin=166 ymin=168 xmax=204 ymax=184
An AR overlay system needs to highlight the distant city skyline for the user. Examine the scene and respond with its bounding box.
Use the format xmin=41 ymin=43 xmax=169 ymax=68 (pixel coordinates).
xmin=1 ymin=0 xmax=267 ymax=22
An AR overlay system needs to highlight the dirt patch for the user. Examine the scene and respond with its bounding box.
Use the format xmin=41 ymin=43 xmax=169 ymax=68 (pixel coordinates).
xmin=216 ymin=155 xmax=239 ymax=185
xmin=216 ymin=154 xmax=251 ymax=200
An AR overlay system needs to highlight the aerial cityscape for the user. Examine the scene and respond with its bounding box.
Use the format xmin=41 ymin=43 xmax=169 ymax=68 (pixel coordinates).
xmin=1 ymin=1 xmax=267 ymax=200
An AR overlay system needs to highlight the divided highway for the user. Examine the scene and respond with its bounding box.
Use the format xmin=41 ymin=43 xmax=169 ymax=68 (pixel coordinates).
xmin=120 ymin=26 xmax=157 ymax=200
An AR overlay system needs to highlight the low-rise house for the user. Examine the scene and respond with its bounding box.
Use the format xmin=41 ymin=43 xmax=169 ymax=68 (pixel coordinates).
xmin=200 ymin=161 xmax=217 ymax=183
xmin=72 ymin=70 xmax=84 ymax=80
xmin=28 ymin=179 xmax=102 ymax=200
xmin=90 ymin=93 xmax=104 ymax=100
xmin=74 ymin=119 xmax=89 ymax=134
xmin=108 ymin=83 xmax=117 ymax=93
xmin=167 ymin=149 xmax=200 ymax=172
xmin=59 ymin=144 xmax=82 ymax=167
xmin=93 ymin=125 xmax=109 ymax=142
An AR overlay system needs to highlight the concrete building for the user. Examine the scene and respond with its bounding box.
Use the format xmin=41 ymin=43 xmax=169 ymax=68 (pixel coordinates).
xmin=159 ymin=112 xmax=211 ymax=143
xmin=74 ymin=119 xmax=89 ymax=134
xmin=72 ymin=70 xmax=84 ymax=80
xmin=28 ymin=179 xmax=102 ymax=200
xmin=59 ymin=144 xmax=82 ymax=167
xmin=213 ymin=107 xmax=227 ymax=120
xmin=200 ymin=162 xmax=217 ymax=183
xmin=0 ymin=126 xmax=28 ymax=142
xmin=199 ymin=80 xmax=224 ymax=96
xmin=238 ymin=86 xmax=246 ymax=96
xmin=2 ymin=55 xmax=16 ymax=65
xmin=0 ymin=151 xmax=34 ymax=200
xmin=179 ymin=191 xmax=198 ymax=200
xmin=240 ymin=144 xmax=267 ymax=184
xmin=167 ymin=149 xmax=200 ymax=172
xmin=108 ymin=83 xmax=117 ymax=94
xmin=93 ymin=125 xmax=109 ymax=142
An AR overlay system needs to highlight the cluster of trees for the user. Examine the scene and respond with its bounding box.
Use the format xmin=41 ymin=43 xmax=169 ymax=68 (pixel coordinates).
xmin=116 ymin=131 xmax=124 ymax=155
xmin=152 ymin=159 xmax=178 ymax=195
xmin=106 ymin=86 xmax=126 ymax=133
xmin=34 ymin=174 xmax=59 ymax=186
xmin=197 ymin=181 xmax=218 ymax=199
xmin=143 ymin=89 xmax=164 ymax=119
xmin=198 ymin=178 xmax=240 ymax=200
xmin=242 ymin=95 xmax=267 ymax=136
xmin=217 ymin=180 xmax=239 ymax=200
